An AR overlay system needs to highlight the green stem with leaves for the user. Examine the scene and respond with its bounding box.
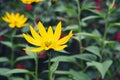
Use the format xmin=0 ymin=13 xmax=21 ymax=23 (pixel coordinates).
xmin=101 ymin=10 xmax=110 ymax=56
xmin=10 ymin=29 xmax=17 ymax=68
xmin=76 ymin=0 xmax=83 ymax=54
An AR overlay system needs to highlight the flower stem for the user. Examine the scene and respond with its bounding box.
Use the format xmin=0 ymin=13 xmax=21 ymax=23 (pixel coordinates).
xmin=35 ymin=54 xmax=39 ymax=80
xmin=101 ymin=11 xmax=110 ymax=56
xmin=10 ymin=29 xmax=17 ymax=68
xmin=48 ymin=50 xmax=52 ymax=80
xmin=10 ymin=46 xmax=14 ymax=68
xmin=76 ymin=0 xmax=83 ymax=54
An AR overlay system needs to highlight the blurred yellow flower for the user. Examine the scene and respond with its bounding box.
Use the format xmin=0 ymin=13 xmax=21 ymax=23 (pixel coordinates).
xmin=23 ymin=21 xmax=73 ymax=52
xmin=52 ymin=0 xmax=58 ymax=2
xmin=21 ymin=0 xmax=44 ymax=4
xmin=2 ymin=12 xmax=28 ymax=28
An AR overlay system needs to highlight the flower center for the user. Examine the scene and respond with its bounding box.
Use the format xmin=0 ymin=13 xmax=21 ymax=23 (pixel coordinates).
xmin=45 ymin=41 xmax=52 ymax=47
xmin=13 ymin=21 xmax=17 ymax=25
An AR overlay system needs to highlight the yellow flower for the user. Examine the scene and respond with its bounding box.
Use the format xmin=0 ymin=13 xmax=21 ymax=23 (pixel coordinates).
xmin=52 ymin=0 xmax=58 ymax=2
xmin=35 ymin=0 xmax=44 ymax=2
xmin=23 ymin=21 xmax=73 ymax=52
xmin=2 ymin=12 xmax=28 ymax=28
xmin=21 ymin=0 xmax=44 ymax=4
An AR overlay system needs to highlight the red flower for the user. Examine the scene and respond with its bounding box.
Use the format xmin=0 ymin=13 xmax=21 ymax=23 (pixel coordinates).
xmin=95 ymin=0 xmax=102 ymax=5
xmin=38 ymin=52 xmax=46 ymax=58
xmin=16 ymin=63 xmax=26 ymax=69
xmin=0 ymin=36 xmax=3 ymax=41
xmin=115 ymin=33 xmax=120 ymax=41
xmin=25 ymin=4 xmax=32 ymax=11
xmin=95 ymin=6 xmax=102 ymax=11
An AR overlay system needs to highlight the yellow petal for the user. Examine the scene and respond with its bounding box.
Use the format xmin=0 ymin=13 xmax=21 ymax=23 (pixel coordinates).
xmin=19 ymin=15 xmax=24 ymax=20
xmin=23 ymin=33 xmax=41 ymax=46
xmin=9 ymin=23 xmax=15 ymax=28
xmin=30 ymin=26 xmax=42 ymax=40
xmin=57 ymin=31 xmax=72 ymax=45
xmin=11 ymin=13 xmax=15 ymax=22
xmin=21 ymin=0 xmax=33 ymax=4
xmin=53 ymin=45 xmax=67 ymax=50
xmin=54 ymin=21 xmax=61 ymax=41
xmin=6 ymin=12 xmax=11 ymax=19
xmin=15 ymin=13 xmax=20 ymax=19
xmin=16 ymin=24 xmax=22 ymax=28
xmin=22 ymin=23 xmax=28 ymax=26
xmin=38 ymin=21 xmax=47 ymax=37
xmin=47 ymin=26 xmax=54 ymax=40
xmin=20 ymin=18 xmax=27 ymax=24
xmin=24 ymin=47 xmax=43 ymax=52
xmin=2 ymin=17 xmax=10 ymax=22
xmin=17 ymin=18 xmax=27 ymax=28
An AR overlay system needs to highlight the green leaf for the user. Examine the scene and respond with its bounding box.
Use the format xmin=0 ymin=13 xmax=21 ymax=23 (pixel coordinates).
xmin=0 ymin=68 xmax=10 ymax=76
xmin=82 ymin=16 xmax=100 ymax=22
xmin=11 ymin=77 xmax=24 ymax=80
xmin=92 ymin=29 xmax=102 ymax=37
xmin=73 ymin=33 xmax=85 ymax=41
xmin=0 ymin=41 xmax=12 ymax=48
xmin=70 ymin=70 xmax=91 ymax=80
xmin=64 ymin=25 xmax=79 ymax=31
xmin=54 ymin=4 xmax=76 ymax=17
xmin=50 ymin=56 xmax=76 ymax=63
xmin=0 ymin=57 xmax=9 ymax=63
xmin=50 ymin=60 xmax=59 ymax=79
xmin=73 ymin=53 xmax=97 ymax=61
xmin=54 ymin=71 xmax=69 ymax=75
xmin=13 ymin=34 xmax=23 ymax=38
xmin=0 ymin=29 xmax=9 ymax=36
xmin=85 ymin=46 xmax=101 ymax=58
xmin=104 ymin=41 xmax=115 ymax=47
xmin=109 ymin=23 xmax=120 ymax=27
xmin=89 ymin=10 xmax=105 ymax=18
xmin=79 ymin=32 xmax=102 ymax=42
xmin=54 ymin=5 xmax=66 ymax=12
xmin=6 ymin=69 xmax=32 ymax=75
xmin=115 ymin=44 xmax=120 ymax=51
xmin=57 ymin=50 xmax=70 ymax=54
xmin=21 ymin=25 xmax=30 ymax=33
xmin=81 ymin=0 xmax=95 ymax=10
xmin=65 ymin=7 xmax=76 ymax=17
xmin=107 ymin=28 xmax=117 ymax=33
xmin=15 ymin=56 xmax=33 ymax=63
xmin=25 ymin=45 xmax=38 ymax=59
xmin=81 ymin=6 xmax=95 ymax=10
xmin=14 ymin=44 xmax=26 ymax=48
xmin=87 ymin=60 xmax=113 ymax=79
xmin=26 ymin=52 xmax=37 ymax=59
xmin=56 ymin=77 xmax=70 ymax=80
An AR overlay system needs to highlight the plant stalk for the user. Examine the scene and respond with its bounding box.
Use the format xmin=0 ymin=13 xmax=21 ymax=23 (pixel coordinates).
xmin=76 ymin=0 xmax=83 ymax=54
xmin=101 ymin=11 xmax=110 ymax=56
xmin=35 ymin=54 xmax=39 ymax=80
xmin=48 ymin=50 xmax=52 ymax=80
xmin=10 ymin=29 xmax=17 ymax=68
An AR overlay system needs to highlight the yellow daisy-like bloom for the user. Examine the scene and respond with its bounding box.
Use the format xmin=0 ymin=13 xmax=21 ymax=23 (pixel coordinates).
xmin=2 ymin=12 xmax=28 ymax=28
xmin=21 ymin=0 xmax=44 ymax=4
xmin=23 ymin=21 xmax=73 ymax=52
